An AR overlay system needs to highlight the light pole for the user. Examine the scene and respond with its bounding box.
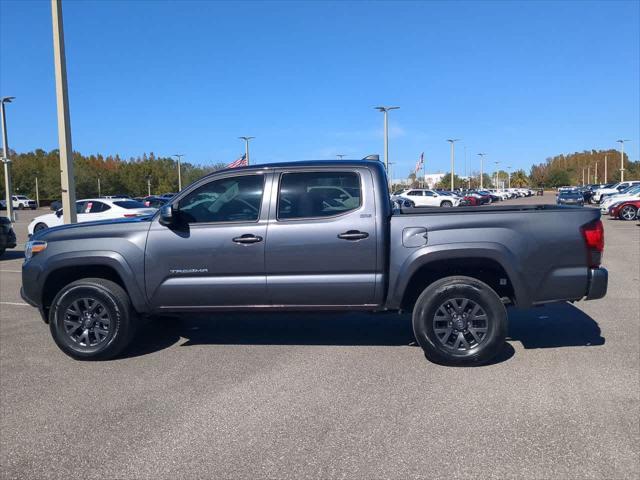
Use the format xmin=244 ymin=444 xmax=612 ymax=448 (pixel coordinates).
xmin=374 ymin=106 xmax=399 ymax=174
xmin=173 ymin=154 xmax=184 ymax=191
xmin=146 ymin=174 xmax=152 ymax=197
xmin=34 ymin=171 xmax=40 ymax=207
xmin=494 ymin=161 xmax=500 ymax=189
xmin=1 ymin=96 xmax=15 ymax=222
xmin=51 ymin=0 xmax=77 ymax=224
xmin=616 ymin=139 xmax=630 ymax=182
xmin=447 ymin=139 xmax=460 ymax=190
xmin=388 ymin=162 xmax=395 ymax=190
xmin=604 ymin=154 xmax=607 ymax=183
xmin=477 ymin=153 xmax=486 ymax=189
xmin=507 ymin=165 xmax=512 ymax=189
xmin=594 ymin=161 xmax=598 ymax=184
xmin=97 ymin=173 xmax=101 ymax=197
xmin=336 ymin=154 xmax=345 ymax=160
xmin=238 ymin=136 xmax=255 ymax=165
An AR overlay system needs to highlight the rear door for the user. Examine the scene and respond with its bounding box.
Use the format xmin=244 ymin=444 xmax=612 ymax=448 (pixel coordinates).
xmin=265 ymin=167 xmax=379 ymax=306
xmin=145 ymin=172 xmax=271 ymax=309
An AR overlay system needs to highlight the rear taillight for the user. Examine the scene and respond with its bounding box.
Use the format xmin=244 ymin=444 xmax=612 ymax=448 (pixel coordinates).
xmin=581 ymin=220 xmax=604 ymax=268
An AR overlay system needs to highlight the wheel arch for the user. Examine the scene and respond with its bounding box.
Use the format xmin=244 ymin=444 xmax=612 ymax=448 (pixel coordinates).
xmin=389 ymin=244 xmax=530 ymax=310
xmin=40 ymin=252 xmax=148 ymax=320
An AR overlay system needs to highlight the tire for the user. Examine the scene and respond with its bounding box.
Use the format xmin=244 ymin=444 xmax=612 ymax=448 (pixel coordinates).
xmin=440 ymin=201 xmax=453 ymax=207
xmin=49 ymin=278 xmax=137 ymax=360
xmin=18 ymin=204 xmax=24 ymax=210
xmin=412 ymin=276 xmax=507 ymax=366
xmin=34 ymin=223 xmax=48 ymax=234
xmin=619 ymin=205 xmax=638 ymax=221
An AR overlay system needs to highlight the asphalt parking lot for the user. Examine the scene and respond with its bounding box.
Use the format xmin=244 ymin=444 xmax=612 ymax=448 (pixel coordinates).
xmin=1 ymin=198 xmax=638 ymax=480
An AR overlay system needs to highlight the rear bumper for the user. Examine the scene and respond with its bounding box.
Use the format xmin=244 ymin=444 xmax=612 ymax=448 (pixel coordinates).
xmin=585 ymin=267 xmax=608 ymax=300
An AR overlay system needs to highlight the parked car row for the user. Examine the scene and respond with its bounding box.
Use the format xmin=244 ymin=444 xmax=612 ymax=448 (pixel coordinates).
xmin=0 ymin=195 xmax=37 ymax=210
xmin=391 ymin=187 xmax=536 ymax=208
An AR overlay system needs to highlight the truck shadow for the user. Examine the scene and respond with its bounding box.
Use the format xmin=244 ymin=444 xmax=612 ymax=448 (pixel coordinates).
xmin=125 ymin=302 xmax=604 ymax=363
xmin=0 ymin=250 xmax=24 ymax=261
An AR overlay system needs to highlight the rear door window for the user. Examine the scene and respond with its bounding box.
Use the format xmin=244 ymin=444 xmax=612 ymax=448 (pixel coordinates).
xmin=277 ymin=171 xmax=361 ymax=220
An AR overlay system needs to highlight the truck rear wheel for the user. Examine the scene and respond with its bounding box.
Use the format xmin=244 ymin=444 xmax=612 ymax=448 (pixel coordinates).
xmin=49 ymin=278 xmax=137 ymax=360
xmin=412 ymin=276 xmax=507 ymax=366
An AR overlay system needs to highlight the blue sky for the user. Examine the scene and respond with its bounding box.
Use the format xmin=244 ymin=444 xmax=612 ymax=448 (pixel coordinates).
xmin=1 ymin=0 xmax=638 ymax=177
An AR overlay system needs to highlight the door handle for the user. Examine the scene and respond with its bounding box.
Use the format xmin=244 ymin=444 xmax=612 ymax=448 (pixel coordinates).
xmin=232 ymin=234 xmax=263 ymax=244
xmin=337 ymin=230 xmax=369 ymax=241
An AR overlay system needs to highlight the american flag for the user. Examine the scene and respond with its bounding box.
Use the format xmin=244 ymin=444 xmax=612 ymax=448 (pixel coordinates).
xmin=227 ymin=153 xmax=248 ymax=169
xmin=414 ymin=152 xmax=424 ymax=174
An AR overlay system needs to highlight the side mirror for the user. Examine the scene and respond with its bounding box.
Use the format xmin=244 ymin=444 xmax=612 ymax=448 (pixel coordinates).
xmin=55 ymin=209 xmax=63 ymax=218
xmin=159 ymin=204 xmax=175 ymax=226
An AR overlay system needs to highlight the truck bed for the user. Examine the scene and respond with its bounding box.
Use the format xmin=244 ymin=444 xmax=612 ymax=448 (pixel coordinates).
xmin=386 ymin=205 xmax=601 ymax=309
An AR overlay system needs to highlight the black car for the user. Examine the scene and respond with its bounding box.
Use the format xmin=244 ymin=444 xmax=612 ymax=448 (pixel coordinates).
xmin=557 ymin=190 xmax=584 ymax=206
xmin=0 ymin=217 xmax=17 ymax=256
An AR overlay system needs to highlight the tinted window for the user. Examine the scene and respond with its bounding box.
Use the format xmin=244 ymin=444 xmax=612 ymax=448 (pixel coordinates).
xmin=178 ymin=175 xmax=264 ymax=223
xmin=277 ymin=171 xmax=361 ymax=220
xmin=406 ymin=190 xmax=421 ymax=196
xmin=75 ymin=202 xmax=86 ymax=214
xmin=87 ymin=201 xmax=111 ymax=213
xmin=113 ymin=200 xmax=146 ymax=209
xmin=424 ymin=191 xmax=436 ymax=196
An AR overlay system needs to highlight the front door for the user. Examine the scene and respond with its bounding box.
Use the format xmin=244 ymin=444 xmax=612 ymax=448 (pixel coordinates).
xmin=145 ymin=172 xmax=271 ymax=310
xmin=265 ymin=168 xmax=379 ymax=306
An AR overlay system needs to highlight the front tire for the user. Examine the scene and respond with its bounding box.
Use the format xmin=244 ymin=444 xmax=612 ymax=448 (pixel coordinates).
xmin=619 ymin=205 xmax=638 ymax=221
xmin=49 ymin=278 xmax=137 ymax=360
xmin=412 ymin=276 xmax=507 ymax=366
xmin=34 ymin=222 xmax=48 ymax=234
xmin=440 ymin=200 xmax=453 ymax=207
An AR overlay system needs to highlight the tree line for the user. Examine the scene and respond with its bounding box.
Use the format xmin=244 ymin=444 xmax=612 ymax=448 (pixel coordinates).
xmin=0 ymin=149 xmax=227 ymax=201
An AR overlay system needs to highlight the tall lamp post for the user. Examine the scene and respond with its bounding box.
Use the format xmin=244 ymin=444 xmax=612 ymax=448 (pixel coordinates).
xmin=146 ymin=174 xmax=152 ymax=197
xmin=51 ymin=0 xmax=77 ymax=224
xmin=507 ymin=165 xmax=512 ymax=189
xmin=34 ymin=171 xmax=40 ymax=207
xmin=238 ymin=136 xmax=255 ymax=165
xmin=173 ymin=154 xmax=184 ymax=191
xmin=374 ymin=106 xmax=400 ymax=174
xmin=604 ymin=154 xmax=607 ymax=183
xmin=97 ymin=173 xmax=101 ymax=197
xmin=1 ymin=96 xmax=15 ymax=221
xmin=477 ymin=153 xmax=486 ymax=189
xmin=446 ymin=139 xmax=460 ymax=190
xmin=494 ymin=161 xmax=500 ymax=189
xmin=616 ymin=139 xmax=630 ymax=182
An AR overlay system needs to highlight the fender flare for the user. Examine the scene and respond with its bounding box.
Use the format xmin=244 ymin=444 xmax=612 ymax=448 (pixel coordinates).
xmin=388 ymin=242 xmax=531 ymax=309
xmin=40 ymin=250 xmax=149 ymax=314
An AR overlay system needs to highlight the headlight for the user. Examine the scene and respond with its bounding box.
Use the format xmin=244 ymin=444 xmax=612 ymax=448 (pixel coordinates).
xmin=24 ymin=240 xmax=47 ymax=261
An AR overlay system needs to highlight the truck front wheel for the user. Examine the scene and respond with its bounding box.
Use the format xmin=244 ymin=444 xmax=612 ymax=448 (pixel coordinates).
xmin=49 ymin=278 xmax=137 ymax=360
xmin=412 ymin=276 xmax=507 ymax=366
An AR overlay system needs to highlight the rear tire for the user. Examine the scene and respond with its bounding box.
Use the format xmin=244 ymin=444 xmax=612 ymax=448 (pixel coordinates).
xmin=619 ymin=205 xmax=638 ymax=221
xmin=49 ymin=278 xmax=137 ymax=360
xmin=412 ymin=276 xmax=507 ymax=366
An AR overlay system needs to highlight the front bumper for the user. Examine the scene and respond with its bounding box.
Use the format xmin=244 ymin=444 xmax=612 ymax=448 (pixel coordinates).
xmin=585 ymin=267 xmax=608 ymax=300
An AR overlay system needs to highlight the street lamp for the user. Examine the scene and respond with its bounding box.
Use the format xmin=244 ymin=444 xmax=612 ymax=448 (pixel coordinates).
xmin=173 ymin=154 xmax=184 ymax=191
xmin=336 ymin=154 xmax=345 ymax=160
xmin=616 ymin=139 xmax=630 ymax=182
xmin=494 ymin=161 xmax=500 ymax=189
xmin=1 ymin=96 xmax=16 ymax=221
xmin=374 ymin=106 xmax=400 ymax=174
xmin=145 ymin=174 xmax=152 ymax=197
xmin=34 ymin=171 xmax=40 ymax=207
xmin=477 ymin=153 xmax=486 ymax=189
xmin=238 ymin=136 xmax=255 ymax=165
xmin=446 ymin=139 xmax=460 ymax=191
xmin=97 ymin=173 xmax=101 ymax=197
xmin=507 ymin=165 xmax=512 ymax=189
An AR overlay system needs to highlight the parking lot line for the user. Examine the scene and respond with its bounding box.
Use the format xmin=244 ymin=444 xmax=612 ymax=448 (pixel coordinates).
xmin=0 ymin=270 xmax=22 ymax=273
xmin=0 ymin=301 xmax=29 ymax=307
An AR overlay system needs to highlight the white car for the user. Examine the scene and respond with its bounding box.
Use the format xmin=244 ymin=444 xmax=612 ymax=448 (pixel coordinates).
xmin=28 ymin=198 xmax=157 ymax=236
xmin=12 ymin=195 xmax=37 ymax=210
xmin=397 ymin=189 xmax=461 ymax=207
xmin=593 ymin=181 xmax=640 ymax=203
xmin=600 ymin=187 xmax=640 ymax=213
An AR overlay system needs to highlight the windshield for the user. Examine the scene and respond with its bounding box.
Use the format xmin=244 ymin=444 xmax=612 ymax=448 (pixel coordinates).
xmin=113 ymin=200 xmax=147 ymax=209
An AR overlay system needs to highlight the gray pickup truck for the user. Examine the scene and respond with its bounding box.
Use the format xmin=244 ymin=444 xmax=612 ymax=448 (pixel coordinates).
xmin=21 ymin=160 xmax=608 ymax=365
